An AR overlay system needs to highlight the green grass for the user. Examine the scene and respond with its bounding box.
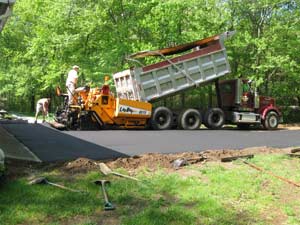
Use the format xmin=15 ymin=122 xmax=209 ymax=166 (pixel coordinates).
xmin=1 ymin=154 xmax=300 ymax=225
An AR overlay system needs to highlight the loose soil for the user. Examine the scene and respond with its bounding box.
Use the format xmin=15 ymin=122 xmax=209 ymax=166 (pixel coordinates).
xmin=5 ymin=146 xmax=294 ymax=178
xmin=63 ymin=146 xmax=292 ymax=173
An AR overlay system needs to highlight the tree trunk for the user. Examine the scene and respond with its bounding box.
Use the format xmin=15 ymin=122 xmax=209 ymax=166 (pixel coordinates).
xmin=31 ymin=95 xmax=35 ymax=112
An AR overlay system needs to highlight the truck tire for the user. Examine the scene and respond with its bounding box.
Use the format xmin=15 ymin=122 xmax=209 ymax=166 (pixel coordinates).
xmin=263 ymin=111 xmax=279 ymax=130
xmin=204 ymin=108 xmax=225 ymax=129
xmin=151 ymin=107 xmax=173 ymax=130
xmin=178 ymin=109 xmax=202 ymax=130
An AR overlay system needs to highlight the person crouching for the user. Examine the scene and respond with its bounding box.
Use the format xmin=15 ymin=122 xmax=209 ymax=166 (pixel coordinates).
xmin=34 ymin=98 xmax=50 ymax=123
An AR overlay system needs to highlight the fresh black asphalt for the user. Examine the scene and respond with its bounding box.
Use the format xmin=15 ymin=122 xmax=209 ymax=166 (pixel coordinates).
xmin=1 ymin=123 xmax=128 ymax=162
xmin=1 ymin=122 xmax=300 ymax=162
xmin=65 ymin=129 xmax=300 ymax=155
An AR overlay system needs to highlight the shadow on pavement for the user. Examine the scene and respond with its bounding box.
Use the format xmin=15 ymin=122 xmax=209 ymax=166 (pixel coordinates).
xmin=1 ymin=123 xmax=128 ymax=162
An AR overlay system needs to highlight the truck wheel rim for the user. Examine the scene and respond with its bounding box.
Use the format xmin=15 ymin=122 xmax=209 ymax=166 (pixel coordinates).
xmin=269 ymin=115 xmax=278 ymax=127
xmin=158 ymin=116 xmax=165 ymax=124
xmin=212 ymin=113 xmax=220 ymax=123
xmin=187 ymin=116 xmax=196 ymax=125
xmin=157 ymin=114 xmax=166 ymax=125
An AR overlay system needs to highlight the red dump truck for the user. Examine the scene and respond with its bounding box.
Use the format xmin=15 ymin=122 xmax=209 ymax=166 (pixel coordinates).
xmin=112 ymin=31 xmax=282 ymax=130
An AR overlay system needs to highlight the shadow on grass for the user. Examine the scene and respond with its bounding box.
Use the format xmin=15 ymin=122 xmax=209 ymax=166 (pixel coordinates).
xmin=0 ymin=171 xmax=263 ymax=225
xmin=110 ymin=176 xmax=262 ymax=225
xmin=0 ymin=178 xmax=104 ymax=225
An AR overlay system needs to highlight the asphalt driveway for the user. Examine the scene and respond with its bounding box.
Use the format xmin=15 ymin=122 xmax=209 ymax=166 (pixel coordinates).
xmin=1 ymin=122 xmax=300 ymax=162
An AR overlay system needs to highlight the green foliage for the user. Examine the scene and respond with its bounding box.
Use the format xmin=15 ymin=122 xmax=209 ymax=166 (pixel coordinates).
xmin=0 ymin=0 xmax=299 ymax=116
xmin=281 ymin=107 xmax=300 ymax=123
xmin=225 ymin=0 xmax=300 ymax=104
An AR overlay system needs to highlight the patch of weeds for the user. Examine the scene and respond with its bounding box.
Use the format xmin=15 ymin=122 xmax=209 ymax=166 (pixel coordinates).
xmin=284 ymin=205 xmax=300 ymax=225
xmin=78 ymin=222 xmax=97 ymax=225
xmin=122 ymin=205 xmax=197 ymax=225
xmin=0 ymin=177 xmax=100 ymax=225
xmin=285 ymin=205 xmax=296 ymax=217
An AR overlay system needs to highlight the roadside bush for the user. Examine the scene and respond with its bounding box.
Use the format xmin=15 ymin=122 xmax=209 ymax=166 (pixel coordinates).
xmin=280 ymin=106 xmax=300 ymax=123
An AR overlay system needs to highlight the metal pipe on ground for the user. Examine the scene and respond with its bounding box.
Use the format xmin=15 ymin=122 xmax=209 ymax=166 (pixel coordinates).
xmin=221 ymin=155 xmax=300 ymax=188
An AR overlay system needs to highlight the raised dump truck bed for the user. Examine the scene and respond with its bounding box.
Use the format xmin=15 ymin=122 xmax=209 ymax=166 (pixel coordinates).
xmin=113 ymin=31 xmax=234 ymax=102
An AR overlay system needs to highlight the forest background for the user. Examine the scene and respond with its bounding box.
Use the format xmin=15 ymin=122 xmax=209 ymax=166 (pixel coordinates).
xmin=0 ymin=0 xmax=299 ymax=122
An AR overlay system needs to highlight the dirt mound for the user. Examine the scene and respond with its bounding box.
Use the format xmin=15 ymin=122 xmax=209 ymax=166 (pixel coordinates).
xmin=63 ymin=147 xmax=291 ymax=173
xmin=107 ymin=152 xmax=205 ymax=171
xmin=64 ymin=157 xmax=98 ymax=173
xmin=4 ymin=147 xmax=292 ymax=179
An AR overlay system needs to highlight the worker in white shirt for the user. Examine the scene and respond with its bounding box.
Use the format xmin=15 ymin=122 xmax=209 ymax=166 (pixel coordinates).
xmin=34 ymin=98 xmax=51 ymax=123
xmin=66 ymin=65 xmax=79 ymax=105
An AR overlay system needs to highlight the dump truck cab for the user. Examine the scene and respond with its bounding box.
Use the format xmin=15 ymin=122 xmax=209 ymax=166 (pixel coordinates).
xmin=219 ymin=79 xmax=282 ymax=129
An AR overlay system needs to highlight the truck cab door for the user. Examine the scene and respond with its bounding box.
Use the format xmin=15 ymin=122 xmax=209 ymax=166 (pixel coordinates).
xmin=219 ymin=79 xmax=256 ymax=111
xmin=240 ymin=80 xmax=255 ymax=110
xmin=219 ymin=80 xmax=238 ymax=109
